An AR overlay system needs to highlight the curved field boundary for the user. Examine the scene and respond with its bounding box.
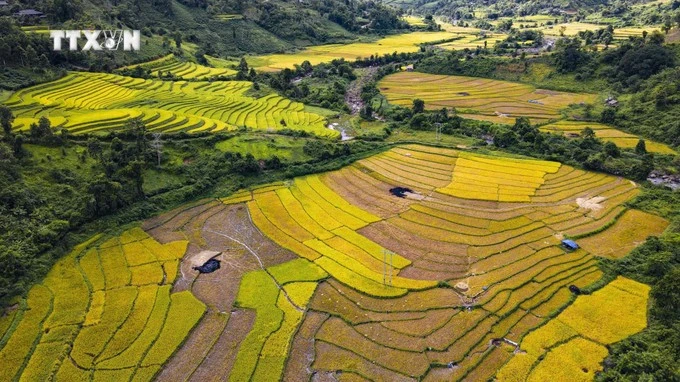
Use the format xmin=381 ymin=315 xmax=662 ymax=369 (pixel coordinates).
xmin=540 ymin=120 xmax=676 ymax=155
xmin=379 ymin=72 xmax=597 ymax=122
xmin=496 ymin=277 xmax=649 ymax=382
xmin=4 ymin=72 xmax=335 ymax=137
xmin=0 ymin=229 xmax=205 ymax=381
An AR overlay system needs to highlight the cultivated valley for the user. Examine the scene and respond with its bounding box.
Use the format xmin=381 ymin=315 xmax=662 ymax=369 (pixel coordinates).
xmin=1 ymin=0 xmax=680 ymax=381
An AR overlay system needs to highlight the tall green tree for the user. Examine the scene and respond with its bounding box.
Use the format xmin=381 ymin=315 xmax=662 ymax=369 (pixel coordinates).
xmin=412 ymin=99 xmax=425 ymax=114
xmin=0 ymin=106 xmax=13 ymax=137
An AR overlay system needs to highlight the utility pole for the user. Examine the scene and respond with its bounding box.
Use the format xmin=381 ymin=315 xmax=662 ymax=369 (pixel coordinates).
xmin=150 ymin=132 xmax=163 ymax=168
xmin=383 ymin=249 xmax=394 ymax=286
xmin=435 ymin=124 xmax=443 ymax=143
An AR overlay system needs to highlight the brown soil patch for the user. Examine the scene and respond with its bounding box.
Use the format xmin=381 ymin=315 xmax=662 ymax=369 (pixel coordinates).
xmin=397 ymin=264 xmax=467 ymax=281
xmin=187 ymin=308 xmax=256 ymax=381
xmin=359 ymin=221 xmax=468 ymax=262
xmin=534 ymin=89 xmax=561 ymax=96
xmin=155 ymin=311 xmax=229 ymax=381
xmin=149 ymin=202 xmax=298 ymax=380
xmin=283 ymin=311 xmax=329 ymax=382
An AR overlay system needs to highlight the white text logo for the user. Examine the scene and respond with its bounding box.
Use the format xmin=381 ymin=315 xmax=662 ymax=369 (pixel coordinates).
xmin=50 ymin=30 xmax=141 ymax=51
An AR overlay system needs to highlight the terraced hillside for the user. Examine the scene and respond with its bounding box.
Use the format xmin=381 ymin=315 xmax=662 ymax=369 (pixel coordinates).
xmin=0 ymin=230 xmax=204 ymax=381
xmin=0 ymin=145 xmax=666 ymax=381
xmin=121 ymin=55 xmax=237 ymax=80
xmin=540 ymin=120 xmax=676 ymax=155
xmin=248 ymin=31 xmax=455 ymax=71
xmin=4 ymin=72 xmax=334 ymax=137
xmin=379 ymin=72 xmax=597 ymax=124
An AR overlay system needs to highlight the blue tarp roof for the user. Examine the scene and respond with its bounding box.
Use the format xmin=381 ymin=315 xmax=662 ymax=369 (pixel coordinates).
xmin=561 ymin=239 xmax=579 ymax=249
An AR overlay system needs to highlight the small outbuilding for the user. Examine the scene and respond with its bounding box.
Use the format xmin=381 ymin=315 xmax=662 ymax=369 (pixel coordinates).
xmin=0 ymin=1 xmax=9 ymax=7
xmin=561 ymin=239 xmax=579 ymax=251
xmin=14 ymin=9 xmax=46 ymax=23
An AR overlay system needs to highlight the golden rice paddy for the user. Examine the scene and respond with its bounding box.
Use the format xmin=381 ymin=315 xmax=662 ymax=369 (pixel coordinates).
xmin=541 ymin=120 xmax=676 ymax=154
xmin=1 ymin=144 xmax=664 ymax=381
xmin=379 ymin=72 xmax=596 ymax=123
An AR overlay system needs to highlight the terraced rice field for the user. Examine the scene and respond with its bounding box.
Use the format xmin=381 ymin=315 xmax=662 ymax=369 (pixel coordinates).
xmin=497 ymin=277 xmax=649 ymax=382
xmin=3 ymin=72 xmax=334 ymax=136
xmin=248 ymin=31 xmax=456 ymax=71
xmin=437 ymin=33 xmax=509 ymax=50
xmin=379 ymin=72 xmax=596 ymax=123
xmin=402 ymin=15 xmax=427 ymax=26
xmin=2 ymin=144 xmax=665 ymax=381
xmin=541 ymin=120 xmax=676 ymax=154
xmin=123 ymin=55 xmax=237 ymax=79
xmin=0 ymin=229 xmax=204 ymax=381
xmin=538 ymin=22 xmax=660 ymax=40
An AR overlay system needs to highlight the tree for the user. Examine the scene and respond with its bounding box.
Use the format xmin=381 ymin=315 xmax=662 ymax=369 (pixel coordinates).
xmin=635 ymin=139 xmax=647 ymax=155
xmin=87 ymin=138 xmax=103 ymax=160
xmin=494 ymin=129 xmax=518 ymax=148
xmin=662 ymin=18 xmax=672 ymax=34
xmin=601 ymin=108 xmax=616 ymax=124
xmin=29 ymin=117 xmax=53 ymax=139
xmin=238 ymin=57 xmax=249 ymax=73
xmin=651 ymin=268 xmax=680 ymax=322
xmin=412 ymin=99 xmax=425 ymax=114
xmin=0 ymin=106 xmax=13 ymax=137
xmin=581 ymin=127 xmax=596 ymax=139
xmin=649 ymin=30 xmax=666 ymax=45
xmin=194 ymin=48 xmax=208 ymax=65
xmin=553 ymin=37 xmax=589 ymax=73
xmin=173 ymin=31 xmax=182 ymax=49
xmin=604 ymin=141 xmax=620 ymax=157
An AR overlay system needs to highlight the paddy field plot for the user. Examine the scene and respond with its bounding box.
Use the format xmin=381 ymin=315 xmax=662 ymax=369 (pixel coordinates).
xmin=402 ymin=15 xmax=427 ymax=26
xmin=540 ymin=120 xmax=676 ymax=154
xmin=214 ymin=134 xmax=311 ymax=161
xmin=2 ymin=144 xmax=665 ymax=381
xmin=380 ymin=72 xmax=596 ymax=123
xmin=0 ymin=229 xmax=204 ymax=381
xmin=497 ymin=277 xmax=650 ymax=382
xmin=122 ymin=54 xmax=237 ymax=79
xmin=4 ymin=72 xmax=334 ymax=137
xmin=248 ymin=31 xmax=456 ymax=71
xmin=537 ymin=22 xmax=660 ymax=40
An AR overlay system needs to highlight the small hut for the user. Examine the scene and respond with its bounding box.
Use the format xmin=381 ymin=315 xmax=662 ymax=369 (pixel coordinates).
xmin=561 ymin=239 xmax=579 ymax=251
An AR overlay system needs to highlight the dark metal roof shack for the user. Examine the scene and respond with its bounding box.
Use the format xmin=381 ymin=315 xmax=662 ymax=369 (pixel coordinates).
xmin=561 ymin=239 xmax=579 ymax=251
xmin=14 ymin=9 xmax=45 ymax=17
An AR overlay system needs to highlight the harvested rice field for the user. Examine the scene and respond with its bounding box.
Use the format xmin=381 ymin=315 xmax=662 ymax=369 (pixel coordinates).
xmin=4 ymin=72 xmax=334 ymax=137
xmin=1 ymin=144 xmax=665 ymax=381
xmin=379 ymin=72 xmax=596 ymax=123
xmin=541 ymin=120 xmax=676 ymax=154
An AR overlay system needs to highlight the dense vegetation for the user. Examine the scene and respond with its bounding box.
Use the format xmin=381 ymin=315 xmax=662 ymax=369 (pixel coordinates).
xmin=394 ymin=0 xmax=680 ymax=27
xmin=0 ymin=110 xmax=383 ymax=305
